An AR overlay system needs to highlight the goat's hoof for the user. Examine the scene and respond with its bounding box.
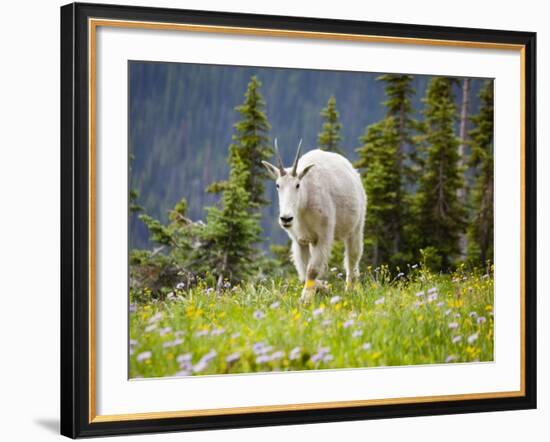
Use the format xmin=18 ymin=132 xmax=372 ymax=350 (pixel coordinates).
xmin=300 ymin=280 xmax=317 ymax=303
xmin=300 ymin=288 xmax=315 ymax=304
xmin=345 ymin=280 xmax=360 ymax=292
xmin=316 ymin=280 xmax=330 ymax=292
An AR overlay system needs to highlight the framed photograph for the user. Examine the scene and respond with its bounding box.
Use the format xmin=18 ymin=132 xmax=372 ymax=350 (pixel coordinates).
xmin=60 ymin=2 xmax=536 ymax=438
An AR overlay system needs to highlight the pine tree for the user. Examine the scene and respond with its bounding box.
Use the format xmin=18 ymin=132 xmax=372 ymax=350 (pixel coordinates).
xmin=318 ymin=96 xmax=343 ymax=153
xmin=414 ymin=77 xmax=466 ymax=270
xmin=207 ymin=76 xmax=272 ymax=208
xmin=356 ymin=118 xmax=402 ymax=267
xmin=377 ymin=74 xmax=416 ymax=158
xmin=378 ymin=74 xmax=417 ymax=257
xmin=466 ymin=81 xmax=494 ymax=266
xmin=355 ymin=75 xmax=416 ymax=268
xmin=196 ymin=155 xmax=262 ymax=286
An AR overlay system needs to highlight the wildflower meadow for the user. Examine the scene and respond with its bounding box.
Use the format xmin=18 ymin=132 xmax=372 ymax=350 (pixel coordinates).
xmin=128 ymin=64 xmax=495 ymax=378
xmin=129 ymin=265 xmax=493 ymax=378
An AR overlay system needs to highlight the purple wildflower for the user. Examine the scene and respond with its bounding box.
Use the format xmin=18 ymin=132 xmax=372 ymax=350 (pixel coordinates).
xmin=163 ymin=338 xmax=183 ymax=348
xmin=144 ymin=324 xmax=157 ymax=333
xmin=270 ymin=351 xmax=285 ymax=361
xmin=192 ymin=360 xmax=209 ymax=373
xmin=210 ymin=327 xmax=225 ymax=336
xmin=312 ymin=307 xmax=324 ymax=318
xmin=255 ymin=355 xmax=271 ymax=364
xmin=148 ymin=312 xmax=162 ymax=324
xmin=427 ymin=292 xmax=438 ymax=302
xmin=177 ymin=353 xmax=192 ymax=365
xmin=201 ymin=349 xmax=217 ymax=363
xmin=226 ymin=352 xmax=241 ymax=364
xmin=253 ymin=310 xmax=265 ymax=320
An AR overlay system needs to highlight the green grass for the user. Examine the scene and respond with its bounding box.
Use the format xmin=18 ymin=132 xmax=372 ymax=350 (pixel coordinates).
xmin=129 ymin=267 xmax=493 ymax=378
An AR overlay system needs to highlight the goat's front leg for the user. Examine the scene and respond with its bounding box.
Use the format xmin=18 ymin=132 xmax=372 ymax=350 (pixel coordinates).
xmin=300 ymin=239 xmax=332 ymax=303
xmin=291 ymin=240 xmax=310 ymax=282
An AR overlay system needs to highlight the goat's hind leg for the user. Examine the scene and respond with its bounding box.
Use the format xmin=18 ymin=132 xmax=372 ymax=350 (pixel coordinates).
xmin=344 ymin=229 xmax=363 ymax=290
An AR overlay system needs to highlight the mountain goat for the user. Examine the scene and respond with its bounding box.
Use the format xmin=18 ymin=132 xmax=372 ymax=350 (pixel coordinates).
xmin=262 ymin=140 xmax=367 ymax=301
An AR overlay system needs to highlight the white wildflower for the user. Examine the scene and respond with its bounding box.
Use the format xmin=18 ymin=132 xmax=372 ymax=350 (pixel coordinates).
xmin=136 ymin=351 xmax=152 ymax=362
xmin=289 ymin=347 xmax=301 ymax=360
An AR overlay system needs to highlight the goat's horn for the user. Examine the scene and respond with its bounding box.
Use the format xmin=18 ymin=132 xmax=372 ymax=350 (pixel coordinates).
xmin=291 ymin=139 xmax=303 ymax=177
xmin=274 ymin=138 xmax=286 ymax=176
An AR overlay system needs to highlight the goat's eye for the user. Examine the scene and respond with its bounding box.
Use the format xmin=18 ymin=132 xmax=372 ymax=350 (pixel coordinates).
xmin=296 ymin=183 xmax=300 ymax=189
xmin=276 ymin=184 xmax=279 ymax=189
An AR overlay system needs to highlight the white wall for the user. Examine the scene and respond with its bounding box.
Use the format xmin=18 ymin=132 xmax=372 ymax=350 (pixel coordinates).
xmin=0 ymin=0 xmax=546 ymax=440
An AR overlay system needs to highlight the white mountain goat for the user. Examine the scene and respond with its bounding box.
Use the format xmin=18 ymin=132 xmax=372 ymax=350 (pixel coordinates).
xmin=262 ymin=140 xmax=367 ymax=301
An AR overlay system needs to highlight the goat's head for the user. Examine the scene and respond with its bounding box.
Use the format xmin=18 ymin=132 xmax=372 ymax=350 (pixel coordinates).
xmin=262 ymin=139 xmax=315 ymax=229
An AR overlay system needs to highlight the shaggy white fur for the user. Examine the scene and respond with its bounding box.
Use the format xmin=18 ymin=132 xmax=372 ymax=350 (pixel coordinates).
xmin=263 ymin=144 xmax=367 ymax=301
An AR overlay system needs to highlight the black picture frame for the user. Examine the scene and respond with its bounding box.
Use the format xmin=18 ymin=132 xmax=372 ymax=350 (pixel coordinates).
xmin=61 ymin=2 xmax=537 ymax=438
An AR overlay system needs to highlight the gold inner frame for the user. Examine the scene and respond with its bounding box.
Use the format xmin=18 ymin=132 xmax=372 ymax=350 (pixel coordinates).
xmin=88 ymin=18 xmax=527 ymax=423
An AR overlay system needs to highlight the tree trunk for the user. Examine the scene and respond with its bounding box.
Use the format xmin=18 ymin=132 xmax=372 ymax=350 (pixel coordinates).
xmin=457 ymin=78 xmax=470 ymax=258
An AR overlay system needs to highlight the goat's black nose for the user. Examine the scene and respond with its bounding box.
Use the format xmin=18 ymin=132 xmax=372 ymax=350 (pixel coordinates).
xmin=280 ymin=216 xmax=294 ymax=224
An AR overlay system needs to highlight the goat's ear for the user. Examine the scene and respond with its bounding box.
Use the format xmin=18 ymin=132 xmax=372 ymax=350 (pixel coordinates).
xmin=261 ymin=161 xmax=280 ymax=180
xmin=298 ymin=163 xmax=315 ymax=180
